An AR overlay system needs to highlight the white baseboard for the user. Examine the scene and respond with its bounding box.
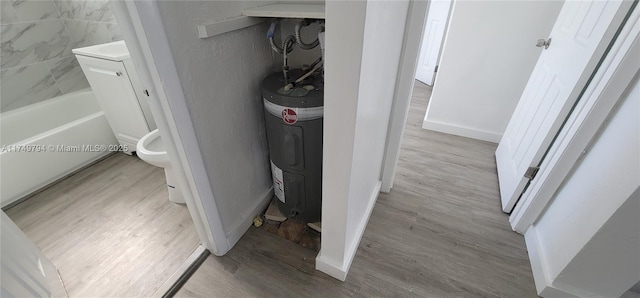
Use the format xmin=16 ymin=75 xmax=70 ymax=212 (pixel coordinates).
xmin=316 ymin=253 xmax=348 ymax=281
xmin=525 ymin=226 xmax=579 ymax=298
xmin=422 ymin=119 xmax=502 ymax=143
xmin=316 ymin=181 xmax=381 ymax=281
xmin=212 ymin=187 xmax=273 ymax=256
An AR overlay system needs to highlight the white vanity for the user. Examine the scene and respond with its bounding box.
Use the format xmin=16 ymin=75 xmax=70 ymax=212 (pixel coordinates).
xmin=73 ymin=41 xmax=156 ymax=154
xmin=73 ymin=41 xmax=183 ymax=204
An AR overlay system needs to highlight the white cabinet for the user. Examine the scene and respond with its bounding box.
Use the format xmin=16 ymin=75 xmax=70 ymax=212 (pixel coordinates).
xmin=74 ymin=41 xmax=156 ymax=154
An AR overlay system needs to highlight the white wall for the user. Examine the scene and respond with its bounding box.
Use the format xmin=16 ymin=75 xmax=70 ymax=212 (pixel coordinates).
xmin=316 ymin=0 xmax=366 ymax=280
xmin=528 ymin=73 xmax=640 ymax=297
xmin=346 ymin=0 xmax=409 ymax=248
xmin=423 ymin=0 xmax=563 ymax=142
xmin=155 ymin=0 xmax=278 ymax=251
xmin=317 ymin=0 xmax=409 ymax=280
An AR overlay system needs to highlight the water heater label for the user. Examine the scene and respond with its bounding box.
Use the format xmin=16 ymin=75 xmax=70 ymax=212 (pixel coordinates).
xmin=282 ymin=108 xmax=298 ymax=124
xmin=264 ymin=100 xmax=323 ymax=122
xmin=271 ymin=161 xmax=285 ymax=203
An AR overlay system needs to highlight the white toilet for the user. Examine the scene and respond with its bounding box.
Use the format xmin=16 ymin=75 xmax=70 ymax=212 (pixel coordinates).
xmin=137 ymin=129 xmax=185 ymax=204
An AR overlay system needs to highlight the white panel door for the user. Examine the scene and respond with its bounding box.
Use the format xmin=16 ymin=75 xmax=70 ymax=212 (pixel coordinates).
xmin=415 ymin=0 xmax=451 ymax=85
xmin=1 ymin=211 xmax=67 ymax=297
xmin=495 ymin=0 xmax=633 ymax=213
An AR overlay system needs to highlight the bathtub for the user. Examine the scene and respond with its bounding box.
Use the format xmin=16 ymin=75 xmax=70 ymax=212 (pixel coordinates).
xmin=1 ymin=89 xmax=118 ymax=208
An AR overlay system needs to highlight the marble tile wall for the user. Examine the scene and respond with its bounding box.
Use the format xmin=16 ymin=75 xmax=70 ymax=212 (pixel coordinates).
xmin=1 ymin=0 xmax=122 ymax=112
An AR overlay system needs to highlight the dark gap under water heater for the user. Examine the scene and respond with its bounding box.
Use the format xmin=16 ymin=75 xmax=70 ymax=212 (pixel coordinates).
xmin=262 ymin=69 xmax=323 ymax=222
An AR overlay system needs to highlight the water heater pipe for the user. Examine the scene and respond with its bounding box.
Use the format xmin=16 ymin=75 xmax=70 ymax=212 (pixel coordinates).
xmin=294 ymin=20 xmax=320 ymax=50
xmin=267 ymin=21 xmax=294 ymax=54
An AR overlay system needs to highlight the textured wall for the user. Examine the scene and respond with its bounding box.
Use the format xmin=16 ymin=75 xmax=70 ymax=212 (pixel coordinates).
xmin=156 ymin=1 xmax=280 ymax=237
xmin=0 ymin=0 xmax=121 ymax=112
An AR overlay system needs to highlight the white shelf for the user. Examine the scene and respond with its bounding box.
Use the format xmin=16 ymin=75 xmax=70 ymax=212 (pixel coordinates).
xmin=197 ymin=4 xmax=325 ymax=39
xmin=197 ymin=16 xmax=266 ymax=39
xmin=242 ymin=4 xmax=325 ymax=19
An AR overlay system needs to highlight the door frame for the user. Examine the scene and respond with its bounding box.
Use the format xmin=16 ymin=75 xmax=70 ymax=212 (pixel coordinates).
xmin=109 ymin=1 xmax=227 ymax=254
xmin=381 ymin=0 xmax=430 ymax=193
xmin=495 ymin=0 xmax=633 ymax=213
xmin=415 ymin=0 xmax=452 ymax=86
xmin=510 ymin=4 xmax=639 ymax=233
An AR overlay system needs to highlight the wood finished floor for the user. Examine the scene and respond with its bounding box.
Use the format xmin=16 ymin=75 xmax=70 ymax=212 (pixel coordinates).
xmin=176 ymin=81 xmax=536 ymax=297
xmin=5 ymin=153 xmax=200 ymax=297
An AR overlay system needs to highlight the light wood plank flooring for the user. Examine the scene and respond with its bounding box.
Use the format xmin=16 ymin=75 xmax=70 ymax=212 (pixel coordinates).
xmin=5 ymin=153 xmax=200 ymax=297
xmin=176 ymin=81 xmax=536 ymax=297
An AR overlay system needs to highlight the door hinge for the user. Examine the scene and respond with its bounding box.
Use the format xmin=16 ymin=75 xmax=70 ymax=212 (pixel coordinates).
xmin=524 ymin=166 xmax=540 ymax=180
xmin=434 ymin=65 xmax=439 ymax=73
xmin=143 ymin=90 xmax=150 ymax=96
xmin=536 ymin=37 xmax=552 ymax=49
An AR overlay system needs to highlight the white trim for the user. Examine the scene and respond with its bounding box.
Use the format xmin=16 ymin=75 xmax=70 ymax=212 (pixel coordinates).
xmin=510 ymin=6 xmax=640 ymax=233
xmin=525 ymin=227 xmax=580 ymax=298
xmin=316 ymin=0 xmax=366 ymax=281
xmin=315 ymin=253 xmax=348 ymax=281
xmin=381 ymin=0 xmax=429 ymax=193
xmin=242 ymin=4 xmax=325 ymax=19
xmin=109 ymin=1 xmax=227 ymax=254
xmin=316 ymin=181 xmax=381 ymax=281
xmin=197 ymin=16 xmax=266 ymax=39
xmin=343 ymin=180 xmax=381 ymax=274
xmin=422 ymin=119 xmax=501 ymax=143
